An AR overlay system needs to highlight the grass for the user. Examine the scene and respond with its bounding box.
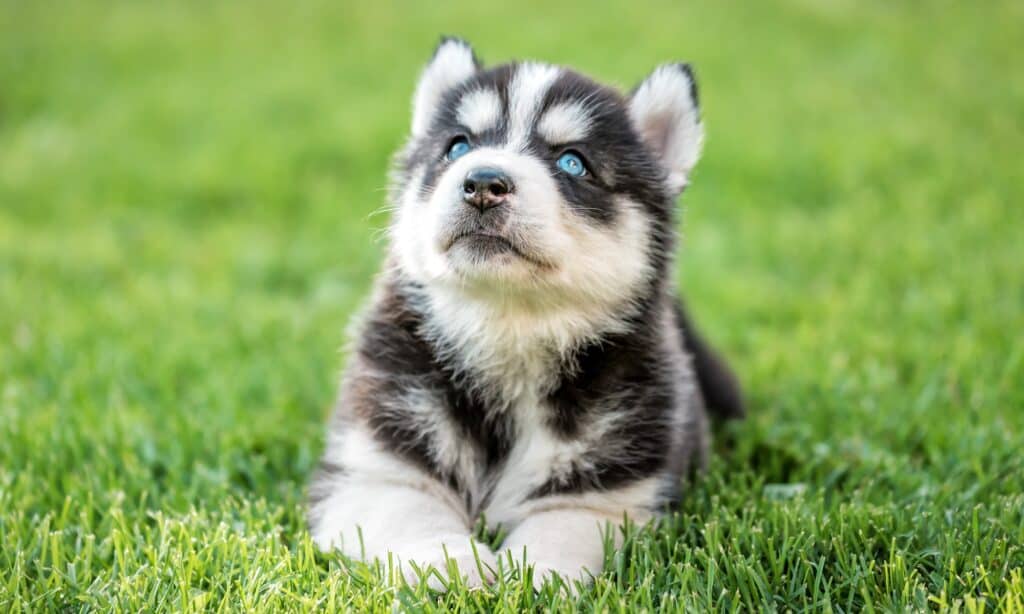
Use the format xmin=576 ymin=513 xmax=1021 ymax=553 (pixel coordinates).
xmin=1 ymin=0 xmax=1022 ymax=611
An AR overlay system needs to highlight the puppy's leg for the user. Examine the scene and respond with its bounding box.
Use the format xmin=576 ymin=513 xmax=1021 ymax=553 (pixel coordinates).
xmin=309 ymin=428 xmax=496 ymax=588
xmin=499 ymin=507 xmax=621 ymax=590
xmin=496 ymin=478 xmax=664 ymax=590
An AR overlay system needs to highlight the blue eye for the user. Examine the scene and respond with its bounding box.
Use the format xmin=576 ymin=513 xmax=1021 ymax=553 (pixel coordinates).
xmin=556 ymin=151 xmax=587 ymax=176
xmin=446 ymin=137 xmax=472 ymax=161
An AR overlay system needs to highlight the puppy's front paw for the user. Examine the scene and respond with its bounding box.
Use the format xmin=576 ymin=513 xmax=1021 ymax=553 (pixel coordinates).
xmin=401 ymin=543 xmax=498 ymax=591
xmin=527 ymin=560 xmax=593 ymax=593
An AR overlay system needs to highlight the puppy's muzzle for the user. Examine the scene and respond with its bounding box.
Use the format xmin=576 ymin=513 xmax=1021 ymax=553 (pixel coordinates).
xmin=462 ymin=167 xmax=514 ymax=212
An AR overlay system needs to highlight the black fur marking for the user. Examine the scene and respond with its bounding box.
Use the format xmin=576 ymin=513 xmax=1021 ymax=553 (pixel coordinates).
xmin=532 ymin=72 xmax=625 ymax=224
xmin=675 ymin=63 xmax=701 ymax=114
xmin=534 ymin=300 xmax=681 ymax=498
xmin=532 ymin=70 xmax=674 ymax=231
xmin=352 ymin=279 xmax=514 ymax=496
xmin=536 ymin=71 xmax=678 ymax=285
xmin=414 ymin=65 xmax=516 ymax=194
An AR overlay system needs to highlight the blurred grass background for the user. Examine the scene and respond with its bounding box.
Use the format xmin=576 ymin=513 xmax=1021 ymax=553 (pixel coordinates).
xmin=1 ymin=1 xmax=1023 ymax=610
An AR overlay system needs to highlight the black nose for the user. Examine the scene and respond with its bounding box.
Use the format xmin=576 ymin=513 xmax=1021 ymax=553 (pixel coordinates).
xmin=462 ymin=167 xmax=514 ymax=210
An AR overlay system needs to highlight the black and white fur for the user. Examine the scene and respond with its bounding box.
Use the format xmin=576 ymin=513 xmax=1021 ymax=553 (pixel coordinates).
xmin=308 ymin=38 xmax=743 ymax=589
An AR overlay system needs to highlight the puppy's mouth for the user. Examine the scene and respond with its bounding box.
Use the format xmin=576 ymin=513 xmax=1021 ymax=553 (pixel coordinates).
xmin=444 ymin=232 xmax=547 ymax=268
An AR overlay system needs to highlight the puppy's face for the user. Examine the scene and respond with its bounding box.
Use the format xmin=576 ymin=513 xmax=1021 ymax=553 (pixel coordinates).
xmin=391 ymin=39 xmax=703 ymax=311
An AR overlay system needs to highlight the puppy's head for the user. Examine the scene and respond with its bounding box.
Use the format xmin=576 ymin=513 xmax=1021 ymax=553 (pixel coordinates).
xmin=390 ymin=38 xmax=703 ymax=313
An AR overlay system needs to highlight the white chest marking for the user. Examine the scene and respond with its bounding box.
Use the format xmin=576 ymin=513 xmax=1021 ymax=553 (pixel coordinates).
xmin=483 ymin=394 xmax=591 ymax=524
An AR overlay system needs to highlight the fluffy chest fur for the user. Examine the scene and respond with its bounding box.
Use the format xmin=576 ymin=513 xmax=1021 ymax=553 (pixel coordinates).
xmin=341 ymin=276 xmax=698 ymax=523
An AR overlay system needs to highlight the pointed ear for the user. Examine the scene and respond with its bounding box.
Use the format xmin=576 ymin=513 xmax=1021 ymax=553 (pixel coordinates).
xmin=410 ymin=37 xmax=480 ymax=137
xmin=629 ymin=63 xmax=704 ymax=195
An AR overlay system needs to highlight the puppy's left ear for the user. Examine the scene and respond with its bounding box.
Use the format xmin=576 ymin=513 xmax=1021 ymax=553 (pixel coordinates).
xmin=411 ymin=37 xmax=481 ymax=137
xmin=629 ymin=63 xmax=704 ymax=195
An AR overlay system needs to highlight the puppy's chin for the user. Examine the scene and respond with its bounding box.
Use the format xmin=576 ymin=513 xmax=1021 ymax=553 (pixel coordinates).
xmin=442 ymin=235 xmax=543 ymax=284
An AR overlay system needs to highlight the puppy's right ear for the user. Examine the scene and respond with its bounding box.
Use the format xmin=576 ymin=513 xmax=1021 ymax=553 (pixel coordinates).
xmin=629 ymin=63 xmax=704 ymax=196
xmin=411 ymin=37 xmax=480 ymax=137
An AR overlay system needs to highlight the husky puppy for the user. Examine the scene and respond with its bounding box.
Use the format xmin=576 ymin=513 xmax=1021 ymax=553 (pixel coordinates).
xmin=308 ymin=37 xmax=743 ymax=589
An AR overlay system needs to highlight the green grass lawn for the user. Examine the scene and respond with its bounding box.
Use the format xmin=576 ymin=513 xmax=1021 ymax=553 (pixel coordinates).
xmin=2 ymin=1 xmax=1023 ymax=611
